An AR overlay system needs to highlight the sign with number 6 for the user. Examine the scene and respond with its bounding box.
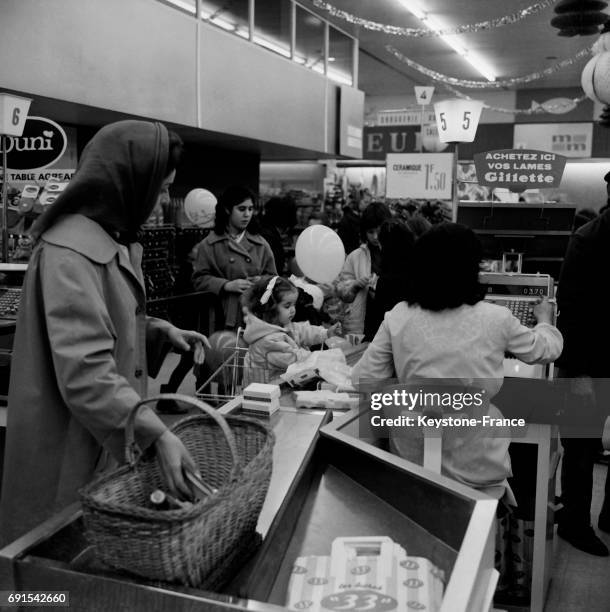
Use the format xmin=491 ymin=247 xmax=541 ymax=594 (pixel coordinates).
xmin=0 ymin=93 xmax=32 ymax=137
xmin=433 ymin=99 xmax=483 ymax=143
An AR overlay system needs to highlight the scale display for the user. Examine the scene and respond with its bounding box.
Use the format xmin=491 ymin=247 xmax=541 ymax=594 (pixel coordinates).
xmin=484 ymin=284 xmax=548 ymax=297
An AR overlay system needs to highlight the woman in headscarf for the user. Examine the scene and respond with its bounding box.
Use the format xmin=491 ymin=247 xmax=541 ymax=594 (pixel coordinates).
xmin=0 ymin=120 xmax=208 ymax=546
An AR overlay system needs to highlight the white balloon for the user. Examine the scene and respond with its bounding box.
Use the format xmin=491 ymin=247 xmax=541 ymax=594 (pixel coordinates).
xmin=184 ymin=188 xmax=217 ymax=227
xmin=581 ymin=54 xmax=603 ymax=104
xmin=295 ymin=225 xmax=345 ymax=284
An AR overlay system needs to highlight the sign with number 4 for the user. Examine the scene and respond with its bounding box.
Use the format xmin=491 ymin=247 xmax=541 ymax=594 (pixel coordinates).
xmin=0 ymin=94 xmax=32 ymax=137
xmin=414 ymin=87 xmax=434 ymax=106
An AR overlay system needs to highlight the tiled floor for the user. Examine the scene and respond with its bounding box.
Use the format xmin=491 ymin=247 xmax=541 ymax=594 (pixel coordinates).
xmin=545 ymin=463 xmax=610 ymax=612
xmin=150 ymin=355 xmax=610 ymax=612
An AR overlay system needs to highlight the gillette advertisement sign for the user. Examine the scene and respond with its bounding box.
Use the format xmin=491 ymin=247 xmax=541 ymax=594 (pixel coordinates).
xmin=473 ymin=149 xmax=567 ymax=193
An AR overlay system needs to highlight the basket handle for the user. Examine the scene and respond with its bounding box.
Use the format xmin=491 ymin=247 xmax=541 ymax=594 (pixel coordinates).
xmin=125 ymin=393 xmax=241 ymax=473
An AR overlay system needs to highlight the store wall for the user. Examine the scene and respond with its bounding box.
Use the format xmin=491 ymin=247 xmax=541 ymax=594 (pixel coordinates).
xmin=174 ymin=145 xmax=260 ymax=199
xmin=0 ymin=0 xmax=198 ymax=125
xmin=260 ymin=162 xmax=325 ymax=194
xmin=365 ymin=91 xmax=517 ymax=124
xmin=559 ymin=161 xmax=610 ymax=211
xmin=0 ymin=0 xmax=361 ymax=157
xmin=199 ymin=27 xmax=334 ymax=153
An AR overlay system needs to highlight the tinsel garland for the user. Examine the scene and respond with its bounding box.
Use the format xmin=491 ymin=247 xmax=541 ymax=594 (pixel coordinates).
xmin=311 ymin=0 xmax=559 ymax=37
xmin=441 ymin=83 xmax=588 ymax=115
xmin=386 ymin=44 xmax=593 ymax=88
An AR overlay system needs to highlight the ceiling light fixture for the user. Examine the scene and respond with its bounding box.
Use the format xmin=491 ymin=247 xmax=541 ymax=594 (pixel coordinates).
xmin=397 ymin=0 xmax=497 ymax=81
xmin=165 ymin=0 xmax=196 ymax=14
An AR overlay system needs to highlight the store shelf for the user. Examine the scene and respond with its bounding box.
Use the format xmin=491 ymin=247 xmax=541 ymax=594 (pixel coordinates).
xmin=459 ymin=201 xmax=574 ymax=209
xmin=474 ymin=230 xmax=572 ymax=236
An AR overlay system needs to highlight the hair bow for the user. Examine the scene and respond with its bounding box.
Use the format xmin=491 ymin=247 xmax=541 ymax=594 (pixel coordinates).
xmin=260 ymin=276 xmax=278 ymax=305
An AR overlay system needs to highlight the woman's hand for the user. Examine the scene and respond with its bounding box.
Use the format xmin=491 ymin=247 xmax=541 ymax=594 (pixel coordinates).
xmin=224 ymin=278 xmax=253 ymax=294
xmin=317 ymin=283 xmax=334 ymax=297
xmin=154 ymin=430 xmax=198 ymax=500
xmin=533 ymin=297 xmax=554 ymax=325
xmin=327 ymin=322 xmax=343 ymax=337
xmin=166 ymin=326 xmax=211 ymax=365
xmin=355 ymin=275 xmax=372 ymax=290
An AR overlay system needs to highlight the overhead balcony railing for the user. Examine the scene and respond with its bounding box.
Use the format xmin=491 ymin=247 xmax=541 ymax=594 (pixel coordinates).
xmin=158 ymin=0 xmax=357 ymax=87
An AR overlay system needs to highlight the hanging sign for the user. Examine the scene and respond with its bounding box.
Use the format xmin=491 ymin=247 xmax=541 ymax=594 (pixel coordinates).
xmin=473 ymin=149 xmax=567 ymax=192
xmin=513 ymin=123 xmax=592 ymax=158
xmin=386 ymin=153 xmax=453 ymax=199
xmin=414 ymin=86 xmax=434 ymax=106
xmin=0 ymin=94 xmax=32 ymax=137
xmin=421 ymin=122 xmax=448 ymax=153
xmin=0 ymin=116 xmax=67 ymax=170
xmin=434 ymin=99 xmax=484 ymax=143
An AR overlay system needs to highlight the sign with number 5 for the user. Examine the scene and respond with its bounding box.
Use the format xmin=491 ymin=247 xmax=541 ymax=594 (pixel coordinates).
xmin=433 ymin=99 xmax=483 ymax=143
xmin=0 ymin=93 xmax=32 ymax=137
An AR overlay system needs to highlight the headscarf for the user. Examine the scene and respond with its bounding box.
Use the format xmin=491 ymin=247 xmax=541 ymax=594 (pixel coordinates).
xmin=30 ymin=120 xmax=169 ymax=244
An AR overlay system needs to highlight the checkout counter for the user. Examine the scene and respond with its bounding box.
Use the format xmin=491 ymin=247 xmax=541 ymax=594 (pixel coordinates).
xmin=0 ymin=343 xmax=500 ymax=612
xmin=0 ymin=343 xmax=560 ymax=612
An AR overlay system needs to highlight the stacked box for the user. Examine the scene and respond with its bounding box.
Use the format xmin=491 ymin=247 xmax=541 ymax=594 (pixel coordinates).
xmin=242 ymin=383 xmax=281 ymax=415
xmin=286 ymin=537 xmax=445 ymax=612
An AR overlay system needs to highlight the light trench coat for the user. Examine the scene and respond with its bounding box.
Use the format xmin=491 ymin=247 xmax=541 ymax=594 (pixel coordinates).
xmin=0 ymin=215 xmax=171 ymax=546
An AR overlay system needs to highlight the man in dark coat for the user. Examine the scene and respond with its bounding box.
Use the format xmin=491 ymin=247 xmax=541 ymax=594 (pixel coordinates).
xmin=257 ymin=196 xmax=296 ymax=275
xmin=337 ymin=191 xmax=369 ymax=255
xmin=555 ymin=174 xmax=610 ymax=556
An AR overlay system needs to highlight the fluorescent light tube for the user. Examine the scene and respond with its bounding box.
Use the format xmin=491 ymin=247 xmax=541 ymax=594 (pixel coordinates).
xmin=397 ymin=0 xmax=496 ymax=81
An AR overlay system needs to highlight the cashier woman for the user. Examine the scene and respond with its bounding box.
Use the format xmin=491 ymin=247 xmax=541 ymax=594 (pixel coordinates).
xmin=0 ymin=121 xmax=209 ymax=546
xmin=352 ymin=223 xmax=563 ymax=491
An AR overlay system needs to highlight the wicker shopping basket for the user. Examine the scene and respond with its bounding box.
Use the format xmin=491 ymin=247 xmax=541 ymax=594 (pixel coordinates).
xmin=80 ymin=394 xmax=274 ymax=587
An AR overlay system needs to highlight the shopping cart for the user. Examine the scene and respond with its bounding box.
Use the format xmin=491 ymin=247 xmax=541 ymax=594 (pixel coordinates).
xmin=196 ymin=328 xmax=272 ymax=406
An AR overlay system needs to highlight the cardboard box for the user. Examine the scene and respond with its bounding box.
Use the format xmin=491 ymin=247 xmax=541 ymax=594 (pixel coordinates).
xmin=242 ymin=383 xmax=281 ymax=415
xmin=286 ymin=537 xmax=444 ymax=612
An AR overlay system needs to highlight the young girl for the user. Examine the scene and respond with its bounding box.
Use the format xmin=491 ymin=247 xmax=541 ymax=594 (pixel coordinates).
xmin=242 ymin=276 xmax=342 ymax=383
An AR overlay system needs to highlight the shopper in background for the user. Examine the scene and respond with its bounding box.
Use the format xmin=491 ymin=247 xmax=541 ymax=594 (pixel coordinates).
xmin=352 ymin=223 xmax=562 ymax=490
xmin=307 ymin=211 xmax=327 ymax=226
xmin=257 ymin=195 xmax=296 ymax=275
xmin=571 ymin=207 xmax=597 ymax=232
xmin=336 ymin=201 xmax=392 ymax=337
xmin=555 ymin=187 xmax=610 ymax=556
xmin=405 ymin=213 xmax=432 ymax=238
xmin=192 ymin=185 xmax=277 ymax=332
xmin=0 ymin=121 xmax=209 ymax=546
xmin=395 ymin=199 xmax=418 ymax=223
xmin=364 ymin=218 xmax=415 ymax=338
xmin=337 ymin=189 xmax=370 ymax=255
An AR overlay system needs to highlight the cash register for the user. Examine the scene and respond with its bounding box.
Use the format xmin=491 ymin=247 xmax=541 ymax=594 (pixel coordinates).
xmin=479 ymin=271 xmax=556 ymax=379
